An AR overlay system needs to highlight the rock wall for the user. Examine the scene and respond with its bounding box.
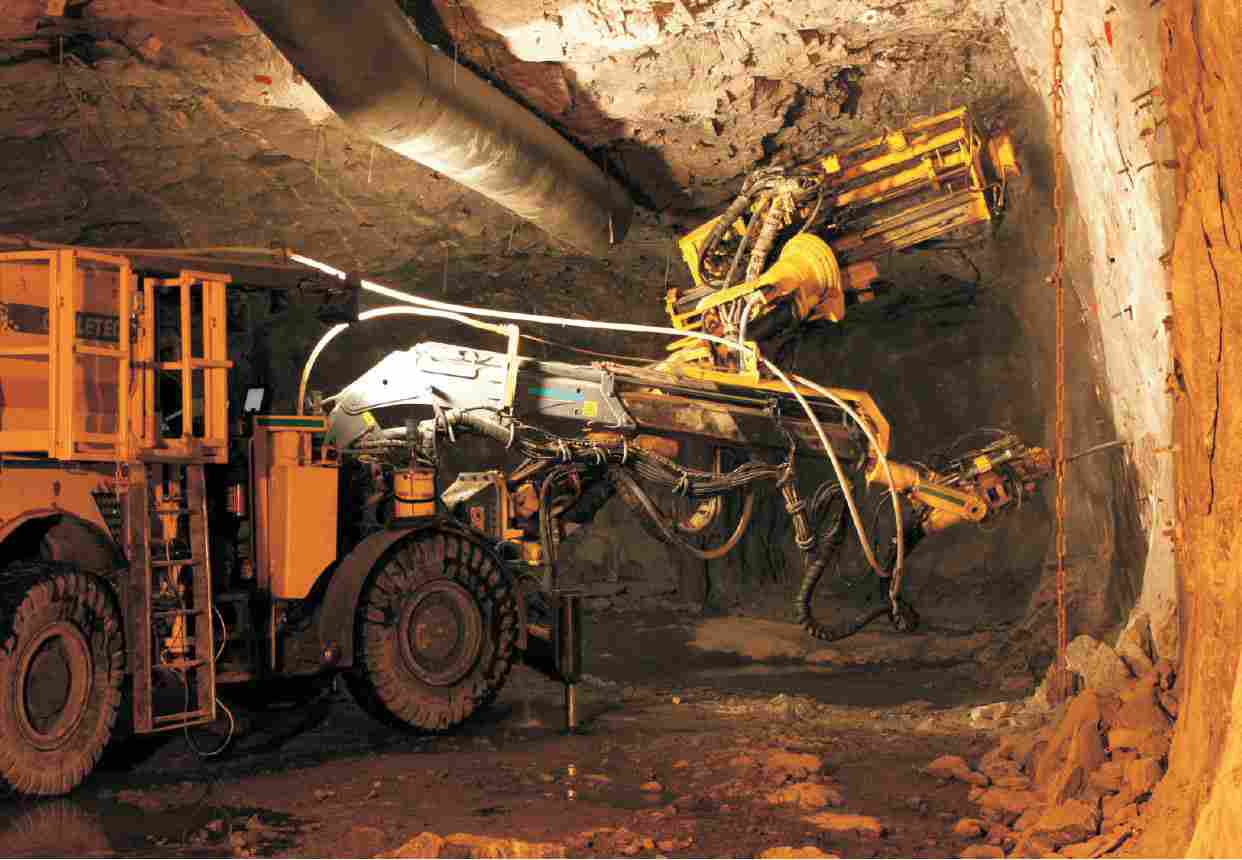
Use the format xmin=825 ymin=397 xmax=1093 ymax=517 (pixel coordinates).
xmin=1132 ymin=1 xmax=1242 ymax=854
xmin=991 ymin=1 xmax=1242 ymax=853
xmin=1002 ymin=0 xmax=1179 ymax=659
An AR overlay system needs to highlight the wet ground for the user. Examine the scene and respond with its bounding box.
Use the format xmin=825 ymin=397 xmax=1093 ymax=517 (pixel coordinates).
xmin=0 ymin=610 xmax=1040 ymax=858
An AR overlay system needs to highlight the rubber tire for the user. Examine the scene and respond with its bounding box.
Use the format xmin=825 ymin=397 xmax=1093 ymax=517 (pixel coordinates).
xmin=346 ymin=529 xmax=518 ymax=733
xmin=0 ymin=564 xmax=125 ymax=796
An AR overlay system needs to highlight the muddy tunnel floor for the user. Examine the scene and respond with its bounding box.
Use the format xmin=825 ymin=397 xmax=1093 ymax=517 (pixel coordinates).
xmin=0 ymin=609 xmax=1044 ymax=859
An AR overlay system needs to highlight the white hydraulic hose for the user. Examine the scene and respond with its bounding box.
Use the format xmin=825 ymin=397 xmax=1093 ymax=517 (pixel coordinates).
xmin=751 ymin=356 xmax=901 ymax=582
xmin=736 ymin=295 xmax=756 ymax=353
xmin=289 ymin=252 xmax=902 ymax=583
xmin=298 ymin=322 xmax=348 ymax=416
xmin=792 ymin=371 xmax=905 ymax=591
xmin=292 ymin=253 xmax=779 ymax=351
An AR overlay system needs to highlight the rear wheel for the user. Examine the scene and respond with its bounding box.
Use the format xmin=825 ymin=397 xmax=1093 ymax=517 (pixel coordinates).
xmin=0 ymin=564 xmax=125 ymax=795
xmin=346 ymin=529 xmax=518 ymax=732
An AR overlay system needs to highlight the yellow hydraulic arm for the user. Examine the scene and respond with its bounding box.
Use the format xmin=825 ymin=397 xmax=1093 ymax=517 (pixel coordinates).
xmin=664 ymin=106 xmax=1020 ymax=374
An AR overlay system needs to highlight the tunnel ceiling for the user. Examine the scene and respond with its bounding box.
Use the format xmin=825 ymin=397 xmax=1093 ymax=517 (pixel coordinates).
xmin=0 ymin=0 xmax=1024 ymax=274
xmin=425 ymin=0 xmax=1018 ymax=212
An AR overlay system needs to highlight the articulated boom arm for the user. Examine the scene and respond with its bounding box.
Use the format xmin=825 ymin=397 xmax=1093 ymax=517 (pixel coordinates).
xmin=324 ymin=339 xmax=1051 ymax=642
xmin=326 ymin=340 xmax=888 ymax=461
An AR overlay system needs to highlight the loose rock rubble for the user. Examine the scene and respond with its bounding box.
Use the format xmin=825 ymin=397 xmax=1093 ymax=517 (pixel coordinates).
xmin=929 ymin=658 xmax=1177 ymax=857
xmin=953 ymin=818 xmax=987 ymax=838
xmin=757 ymin=847 xmax=840 ymax=859
xmin=766 ymin=781 xmax=845 ymax=809
xmin=385 ymin=832 xmax=567 ymax=859
xmin=762 ymin=750 xmax=825 ymax=781
xmin=803 ymin=811 xmax=885 ymax=839
xmin=926 ymin=754 xmax=990 ymax=786
xmin=1064 ymin=636 xmax=1133 ymax=695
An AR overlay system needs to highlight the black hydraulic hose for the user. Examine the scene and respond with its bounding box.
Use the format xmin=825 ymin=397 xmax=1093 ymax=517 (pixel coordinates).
xmin=691 ymin=485 xmax=754 ymax=560
xmin=611 ymin=467 xmax=755 ymax=561
xmin=443 ymin=410 xmax=784 ymax=496
xmin=695 ymin=166 xmax=788 ymax=288
xmin=538 ymin=464 xmax=585 ymax=570
xmin=439 ymin=410 xmax=898 ymax=640
xmin=794 ymin=555 xmax=890 ymax=641
xmin=782 ymin=474 xmax=889 ymax=641
xmin=720 ymin=196 xmax=768 ymax=290
xmin=699 ymin=192 xmax=757 ymax=289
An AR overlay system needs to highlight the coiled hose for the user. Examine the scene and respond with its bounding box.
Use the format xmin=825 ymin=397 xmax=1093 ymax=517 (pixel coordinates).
xmin=696 ymin=167 xmax=787 ymax=289
xmin=745 ymin=192 xmax=790 ymax=282
xmin=611 ymin=467 xmax=755 ymax=561
xmin=794 ymin=556 xmax=890 ymax=641
xmin=781 ymin=473 xmax=894 ymax=641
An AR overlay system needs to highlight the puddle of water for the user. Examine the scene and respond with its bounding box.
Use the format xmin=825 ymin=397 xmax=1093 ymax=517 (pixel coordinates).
xmin=571 ymin=782 xmax=673 ymax=811
xmin=0 ymin=800 xmax=116 ymax=858
xmin=595 ymin=656 xmax=990 ymax=708
xmin=0 ymin=798 xmax=301 ymax=858
xmin=557 ymin=767 xmax=673 ymax=812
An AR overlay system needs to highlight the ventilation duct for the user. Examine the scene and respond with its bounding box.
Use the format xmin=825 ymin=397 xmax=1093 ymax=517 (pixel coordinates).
xmin=235 ymin=0 xmax=633 ymax=256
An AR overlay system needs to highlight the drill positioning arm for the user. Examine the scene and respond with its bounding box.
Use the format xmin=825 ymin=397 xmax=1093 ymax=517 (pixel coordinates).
xmin=664 ymin=106 xmax=1020 ymax=373
xmin=868 ymin=434 xmax=1053 ymax=537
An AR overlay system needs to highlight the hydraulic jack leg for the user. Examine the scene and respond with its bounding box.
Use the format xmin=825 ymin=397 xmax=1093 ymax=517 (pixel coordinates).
xmin=555 ymin=591 xmax=583 ymax=732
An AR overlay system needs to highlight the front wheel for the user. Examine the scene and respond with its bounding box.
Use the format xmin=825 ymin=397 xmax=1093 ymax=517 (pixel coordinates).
xmin=0 ymin=564 xmax=125 ymax=795
xmin=346 ymin=529 xmax=518 ymax=732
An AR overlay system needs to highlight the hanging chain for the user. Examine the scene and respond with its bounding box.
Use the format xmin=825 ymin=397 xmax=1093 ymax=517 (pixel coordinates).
xmin=1050 ymin=0 xmax=1070 ymax=702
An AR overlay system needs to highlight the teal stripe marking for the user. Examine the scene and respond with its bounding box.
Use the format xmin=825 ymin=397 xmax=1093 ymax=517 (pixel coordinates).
xmin=529 ymin=386 xmax=584 ymax=402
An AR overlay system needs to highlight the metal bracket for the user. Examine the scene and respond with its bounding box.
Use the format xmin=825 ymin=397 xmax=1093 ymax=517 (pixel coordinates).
xmin=598 ymin=368 xmax=628 ymax=429
xmin=764 ymin=396 xmax=783 ymax=423
xmin=502 ymin=324 xmax=520 ymax=415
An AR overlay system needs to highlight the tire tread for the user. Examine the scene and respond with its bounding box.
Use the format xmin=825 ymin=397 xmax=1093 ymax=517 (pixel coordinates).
xmin=0 ymin=563 xmax=125 ymax=796
xmin=347 ymin=531 xmax=518 ymax=733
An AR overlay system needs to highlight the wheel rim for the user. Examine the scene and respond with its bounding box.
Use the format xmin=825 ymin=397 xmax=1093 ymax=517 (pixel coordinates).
xmin=397 ymin=580 xmax=484 ymax=687
xmin=16 ymin=621 xmax=94 ymax=751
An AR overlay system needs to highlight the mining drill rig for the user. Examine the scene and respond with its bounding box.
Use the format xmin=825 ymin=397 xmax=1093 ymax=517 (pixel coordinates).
xmin=0 ymin=107 xmax=1048 ymax=796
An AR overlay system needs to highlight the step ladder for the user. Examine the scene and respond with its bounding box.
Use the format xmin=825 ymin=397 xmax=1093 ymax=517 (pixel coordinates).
xmin=126 ymin=460 xmax=217 ymax=733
